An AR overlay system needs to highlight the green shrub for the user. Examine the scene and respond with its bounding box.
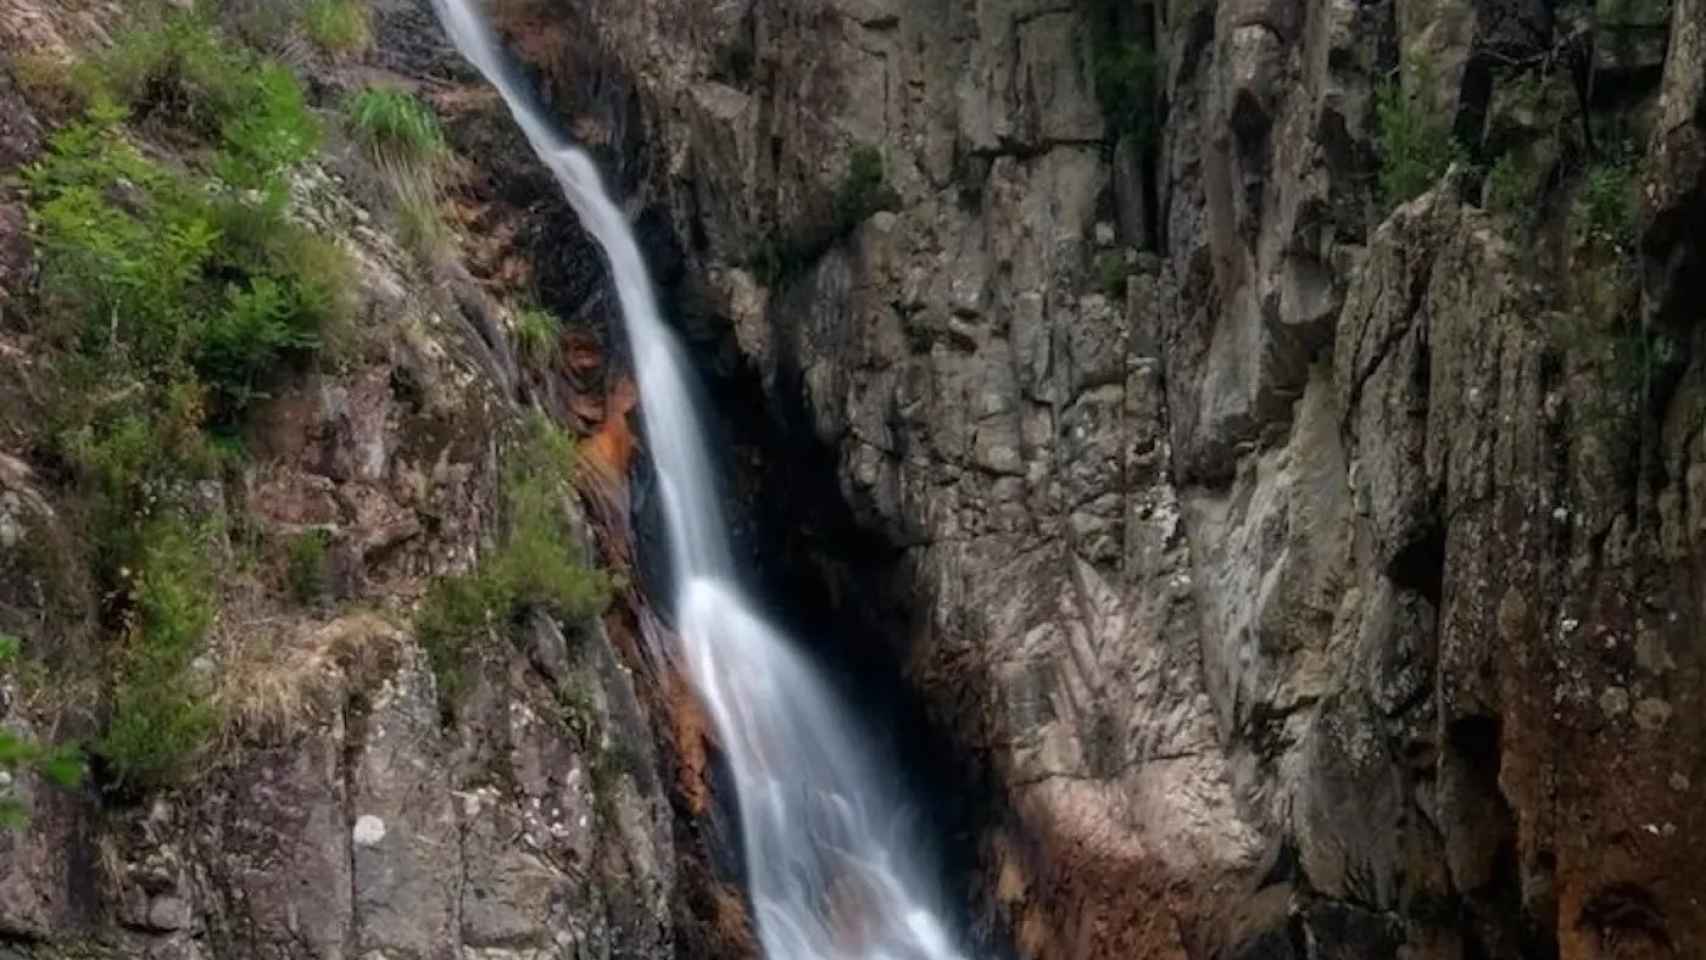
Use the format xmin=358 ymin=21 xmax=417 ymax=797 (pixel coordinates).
xmin=97 ymin=520 xmax=219 ymax=790
xmin=0 ymin=634 xmax=87 ymax=827
xmin=1095 ymin=250 xmax=1129 ymax=299
xmin=515 ymin=307 xmax=563 ymax=362
xmin=28 ymin=102 xmax=345 ymax=424
xmin=747 ymin=145 xmax=896 ymax=285
xmin=832 ymin=146 xmax=897 ymax=235
xmin=346 ymin=87 xmax=446 ymax=168
xmin=1374 ymin=75 xmax=1461 ymax=210
xmin=304 ymin=0 xmax=373 ymax=58
xmin=1580 ymin=157 xmax=1638 ymax=249
xmin=416 ymin=415 xmax=609 ymax=713
xmin=1093 ymin=43 xmax=1160 ymax=144
xmin=83 ymin=12 xmax=252 ymax=133
xmin=1483 ymin=151 xmax=1537 ymax=218
xmin=64 ymin=383 xmax=225 ymax=580
xmin=64 ymin=14 xmax=319 ymax=190
xmin=286 ymin=530 xmax=333 ymax=603
xmin=214 ymin=63 xmax=322 ymax=189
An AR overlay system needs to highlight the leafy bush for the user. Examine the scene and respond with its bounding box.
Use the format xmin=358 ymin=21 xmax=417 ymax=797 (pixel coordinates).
xmin=287 ymin=530 xmax=333 ymax=603
xmin=1483 ymin=151 xmax=1537 ymax=218
xmin=515 ymin=307 xmax=563 ymax=362
xmin=1093 ymin=43 xmax=1160 ymax=144
xmin=97 ymin=520 xmax=220 ymax=790
xmin=748 ymin=145 xmax=896 ymax=285
xmin=63 ymin=383 xmax=225 ymax=581
xmin=27 ymin=104 xmax=345 ymax=424
xmin=304 ymin=0 xmax=373 ymax=58
xmin=214 ymin=63 xmax=322 ymax=189
xmin=417 ymin=415 xmax=610 ymax=712
xmin=832 ymin=146 xmax=898 ymax=235
xmin=1579 ymin=157 xmax=1638 ymax=249
xmin=0 ymin=634 xmax=86 ymax=827
xmin=1095 ymin=250 xmax=1129 ymax=299
xmin=346 ymin=87 xmax=446 ymax=168
xmin=1374 ymin=76 xmax=1461 ymax=210
xmin=62 ymin=14 xmax=320 ymax=190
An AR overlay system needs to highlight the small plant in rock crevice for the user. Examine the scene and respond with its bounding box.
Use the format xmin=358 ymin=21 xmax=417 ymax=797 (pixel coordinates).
xmin=746 ymin=144 xmax=898 ymax=287
xmin=416 ymin=415 xmax=610 ymax=717
xmin=0 ymin=633 xmax=87 ymax=827
xmin=287 ymin=530 xmax=334 ymax=604
xmin=1373 ymin=68 xmax=1463 ymax=211
xmin=304 ymin=0 xmax=374 ymax=59
xmin=1578 ymin=153 xmax=1639 ymax=251
xmin=515 ymin=307 xmax=564 ymax=363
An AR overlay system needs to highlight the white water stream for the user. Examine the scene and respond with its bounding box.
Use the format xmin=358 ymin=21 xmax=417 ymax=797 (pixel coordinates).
xmin=430 ymin=5 xmax=969 ymax=960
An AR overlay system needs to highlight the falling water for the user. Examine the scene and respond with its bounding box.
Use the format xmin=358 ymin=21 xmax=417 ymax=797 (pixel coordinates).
xmin=430 ymin=5 xmax=969 ymax=960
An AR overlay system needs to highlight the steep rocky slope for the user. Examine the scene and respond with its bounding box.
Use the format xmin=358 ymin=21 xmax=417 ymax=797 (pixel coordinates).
xmin=0 ymin=2 xmax=675 ymax=958
xmin=488 ymin=0 xmax=1706 ymax=957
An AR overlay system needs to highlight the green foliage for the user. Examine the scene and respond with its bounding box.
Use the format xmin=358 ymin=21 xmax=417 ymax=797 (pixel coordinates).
xmin=286 ymin=530 xmax=333 ymax=604
xmin=831 ymin=146 xmax=897 ymax=236
xmin=81 ymin=12 xmax=251 ymax=131
xmin=304 ymin=0 xmax=373 ymax=58
xmin=345 ymin=88 xmax=446 ymax=168
xmin=346 ymin=88 xmax=452 ymax=264
xmin=0 ymin=634 xmax=86 ymax=828
xmin=214 ymin=63 xmax=322 ymax=189
xmin=1084 ymin=0 xmax=1159 ymax=143
xmin=1094 ymin=250 xmax=1129 ymax=299
xmin=417 ymin=415 xmax=610 ymax=713
xmin=27 ymin=102 xmax=345 ymax=426
xmin=1483 ymin=150 xmax=1539 ymax=218
xmin=515 ymin=307 xmax=563 ymax=363
xmin=1374 ymin=75 xmax=1461 ymax=210
xmin=1093 ymin=44 xmax=1160 ymax=144
xmin=60 ymin=13 xmax=320 ymax=189
xmin=20 ymin=23 xmax=345 ymax=794
xmin=63 ymin=383 xmax=224 ymax=580
xmin=747 ymin=145 xmax=896 ymax=286
xmin=1579 ymin=156 xmax=1638 ymax=249
xmin=383 ymin=161 xmax=453 ymax=264
xmin=97 ymin=520 xmax=219 ymax=790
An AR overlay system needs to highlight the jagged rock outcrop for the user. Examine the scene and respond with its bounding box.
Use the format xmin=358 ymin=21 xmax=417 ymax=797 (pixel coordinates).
xmin=494 ymin=0 xmax=1706 ymax=956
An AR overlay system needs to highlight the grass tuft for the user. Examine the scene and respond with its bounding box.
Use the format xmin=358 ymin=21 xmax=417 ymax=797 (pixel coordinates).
xmin=304 ymin=0 xmax=373 ymax=58
xmin=515 ymin=307 xmax=563 ymax=363
xmin=346 ymin=87 xmax=447 ymax=169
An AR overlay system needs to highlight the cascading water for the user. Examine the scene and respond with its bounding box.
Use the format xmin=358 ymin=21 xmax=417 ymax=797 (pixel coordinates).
xmin=430 ymin=5 xmax=970 ymax=960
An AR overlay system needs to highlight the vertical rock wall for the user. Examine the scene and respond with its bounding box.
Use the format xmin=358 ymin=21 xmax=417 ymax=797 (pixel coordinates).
xmin=505 ymin=0 xmax=1706 ymax=956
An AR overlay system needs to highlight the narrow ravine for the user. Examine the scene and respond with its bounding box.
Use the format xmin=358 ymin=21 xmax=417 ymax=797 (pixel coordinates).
xmin=430 ymin=4 xmax=970 ymax=959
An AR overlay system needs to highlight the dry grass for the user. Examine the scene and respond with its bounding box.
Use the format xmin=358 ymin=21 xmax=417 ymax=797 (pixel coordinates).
xmin=378 ymin=158 xmax=455 ymax=267
xmin=211 ymin=612 xmax=404 ymax=746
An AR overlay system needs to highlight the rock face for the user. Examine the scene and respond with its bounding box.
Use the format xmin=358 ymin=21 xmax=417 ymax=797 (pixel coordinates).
xmin=494 ymin=0 xmax=1706 ymax=956
xmin=0 ymin=3 xmax=674 ymax=958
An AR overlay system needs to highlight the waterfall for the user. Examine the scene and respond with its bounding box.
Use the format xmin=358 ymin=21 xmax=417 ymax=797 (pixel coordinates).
xmin=430 ymin=5 xmax=969 ymax=960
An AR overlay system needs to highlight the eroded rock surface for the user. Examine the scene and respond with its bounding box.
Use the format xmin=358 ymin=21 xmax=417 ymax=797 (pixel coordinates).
xmin=498 ymin=0 xmax=1706 ymax=956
